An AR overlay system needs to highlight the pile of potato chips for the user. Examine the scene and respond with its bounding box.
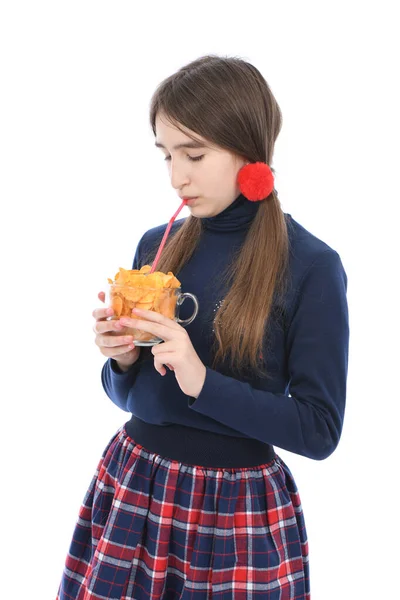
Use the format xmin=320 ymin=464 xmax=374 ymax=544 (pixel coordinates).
xmin=107 ymin=265 xmax=181 ymax=319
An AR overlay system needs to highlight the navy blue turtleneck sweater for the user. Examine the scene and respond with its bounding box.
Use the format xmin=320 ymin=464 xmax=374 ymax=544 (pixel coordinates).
xmin=101 ymin=194 xmax=349 ymax=463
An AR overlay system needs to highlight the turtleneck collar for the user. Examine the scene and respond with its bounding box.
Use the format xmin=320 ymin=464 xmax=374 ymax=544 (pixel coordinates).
xmin=201 ymin=192 xmax=261 ymax=233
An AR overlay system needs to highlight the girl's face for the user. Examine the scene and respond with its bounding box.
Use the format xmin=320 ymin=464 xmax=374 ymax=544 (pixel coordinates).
xmin=155 ymin=112 xmax=248 ymax=218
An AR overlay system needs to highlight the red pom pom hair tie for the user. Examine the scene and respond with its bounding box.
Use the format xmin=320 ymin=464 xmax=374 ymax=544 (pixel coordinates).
xmin=237 ymin=161 xmax=274 ymax=202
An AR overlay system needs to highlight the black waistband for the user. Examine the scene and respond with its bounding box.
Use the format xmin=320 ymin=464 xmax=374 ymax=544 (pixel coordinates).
xmin=124 ymin=416 xmax=276 ymax=469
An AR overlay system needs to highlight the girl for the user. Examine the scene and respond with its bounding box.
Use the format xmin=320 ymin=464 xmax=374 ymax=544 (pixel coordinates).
xmin=57 ymin=54 xmax=349 ymax=599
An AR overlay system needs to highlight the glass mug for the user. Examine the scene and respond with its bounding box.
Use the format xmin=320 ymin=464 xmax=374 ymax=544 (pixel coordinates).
xmin=106 ymin=284 xmax=199 ymax=346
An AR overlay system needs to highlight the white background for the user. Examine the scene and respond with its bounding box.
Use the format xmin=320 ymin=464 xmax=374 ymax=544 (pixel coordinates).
xmin=1 ymin=1 xmax=399 ymax=598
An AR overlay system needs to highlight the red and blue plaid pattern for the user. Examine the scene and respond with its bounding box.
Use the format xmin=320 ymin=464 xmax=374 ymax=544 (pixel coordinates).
xmin=56 ymin=425 xmax=310 ymax=599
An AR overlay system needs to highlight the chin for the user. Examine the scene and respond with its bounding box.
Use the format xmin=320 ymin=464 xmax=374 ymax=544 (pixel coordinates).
xmin=188 ymin=203 xmax=202 ymax=212
xmin=189 ymin=205 xmax=209 ymax=216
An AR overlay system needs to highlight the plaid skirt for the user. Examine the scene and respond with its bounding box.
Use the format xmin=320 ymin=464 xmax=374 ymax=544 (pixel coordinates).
xmin=56 ymin=424 xmax=310 ymax=599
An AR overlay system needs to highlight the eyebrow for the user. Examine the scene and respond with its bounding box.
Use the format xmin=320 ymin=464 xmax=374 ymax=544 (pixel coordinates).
xmin=155 ymin=140 xmax=207 ymax=150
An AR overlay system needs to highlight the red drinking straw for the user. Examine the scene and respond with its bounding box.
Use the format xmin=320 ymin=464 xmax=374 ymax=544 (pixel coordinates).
xmin=149 ymin=198 xmax=189 ymax=274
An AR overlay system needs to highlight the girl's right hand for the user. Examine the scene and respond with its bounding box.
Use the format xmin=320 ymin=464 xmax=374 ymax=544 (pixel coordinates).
xmin=93 ymin=291 xmax=141 ymax=369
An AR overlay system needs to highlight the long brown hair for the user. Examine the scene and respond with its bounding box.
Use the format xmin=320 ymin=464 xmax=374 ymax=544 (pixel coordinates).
xmin=145 ymin=55 xmax=290 ymax=379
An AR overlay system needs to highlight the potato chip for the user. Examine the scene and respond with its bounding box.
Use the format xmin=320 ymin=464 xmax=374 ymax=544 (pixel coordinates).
xmin=111 ymin=295 xmax=123 ymax=317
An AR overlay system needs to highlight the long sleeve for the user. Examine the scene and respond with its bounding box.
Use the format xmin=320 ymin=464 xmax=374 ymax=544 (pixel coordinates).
xmin=101 ymin=355 xmax=146 ymax=412
xmin=187 ymin=249 xmax=350 ymax=461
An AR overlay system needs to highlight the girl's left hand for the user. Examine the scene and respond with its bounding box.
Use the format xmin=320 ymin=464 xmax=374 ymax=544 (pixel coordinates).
xmin=119 ymin=308 xmax=207 ymax=399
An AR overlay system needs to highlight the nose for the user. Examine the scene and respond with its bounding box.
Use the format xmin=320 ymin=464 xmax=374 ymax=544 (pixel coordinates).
xmin=169 ymin=158 xmax=190 ymax=190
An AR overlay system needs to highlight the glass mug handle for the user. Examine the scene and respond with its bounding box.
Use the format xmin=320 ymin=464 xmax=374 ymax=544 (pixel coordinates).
xmin=175 ymin=292 xmax=199 ymax=326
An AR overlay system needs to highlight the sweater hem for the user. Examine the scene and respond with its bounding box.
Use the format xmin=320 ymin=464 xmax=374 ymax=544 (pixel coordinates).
xmin=124 ymin=415 xmax=276 ymax=469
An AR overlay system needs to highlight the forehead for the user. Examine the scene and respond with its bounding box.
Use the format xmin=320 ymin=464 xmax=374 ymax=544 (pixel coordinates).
xmin=155 ymin=112 xmax=212 ymax=149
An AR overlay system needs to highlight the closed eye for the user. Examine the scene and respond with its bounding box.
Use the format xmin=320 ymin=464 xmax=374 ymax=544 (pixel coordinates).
xmin=164 ymin=155 xmax=204 ymax=162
